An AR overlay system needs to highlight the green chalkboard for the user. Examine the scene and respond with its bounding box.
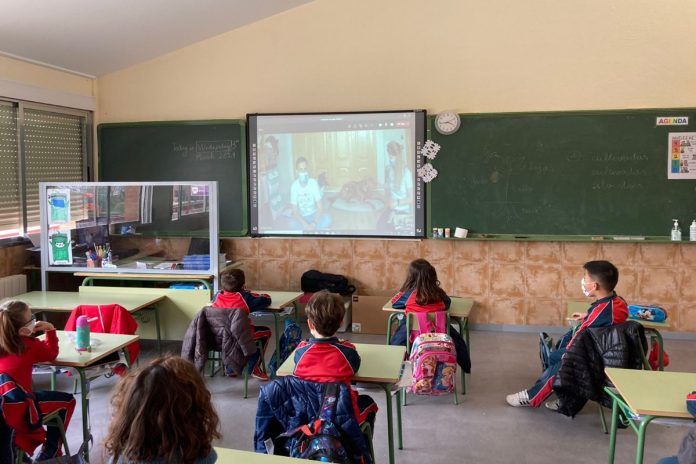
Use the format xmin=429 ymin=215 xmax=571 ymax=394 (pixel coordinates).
xmin=98 ymin=120 xmax=247 ymax=236
xmin=428 ymin=109 xmax=696 ymax=237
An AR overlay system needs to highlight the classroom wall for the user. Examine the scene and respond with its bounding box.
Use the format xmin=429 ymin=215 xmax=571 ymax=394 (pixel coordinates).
xmin=95 ymin=0 xmax=696 ymax=331
xmin=0 ymin=55 xmax=94 ymax=98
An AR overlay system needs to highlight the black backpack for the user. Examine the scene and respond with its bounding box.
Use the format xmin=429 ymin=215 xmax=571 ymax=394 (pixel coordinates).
xmin=301 ymin=270 xmax=356 ymax=296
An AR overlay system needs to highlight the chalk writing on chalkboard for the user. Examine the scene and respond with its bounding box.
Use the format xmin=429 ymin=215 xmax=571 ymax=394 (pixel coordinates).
xmin=172 ymin=140 xmax=240 ymax=161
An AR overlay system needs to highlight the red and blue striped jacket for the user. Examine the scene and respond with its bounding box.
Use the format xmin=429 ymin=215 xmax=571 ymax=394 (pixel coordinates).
xmin=292 ymin=337 xmax=360 ymax=384
xmin=0 ymin=373 xmax=45 ymax=454
xmin=563 ymin=292 xmax=629 ymax=349
xmin=391 ymin=289 xmax=451 ymax=314
xmin=212 ymin=289 xmax=271 ymax=314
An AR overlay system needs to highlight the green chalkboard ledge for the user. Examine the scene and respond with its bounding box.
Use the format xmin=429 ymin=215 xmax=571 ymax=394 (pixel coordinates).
xmin=429 ymin=234 xmax=696 ymax=243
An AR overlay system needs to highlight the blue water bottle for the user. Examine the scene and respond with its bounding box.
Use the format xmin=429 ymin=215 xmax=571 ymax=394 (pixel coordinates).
xmin=76 ymin=315 xmax=91 ymax=352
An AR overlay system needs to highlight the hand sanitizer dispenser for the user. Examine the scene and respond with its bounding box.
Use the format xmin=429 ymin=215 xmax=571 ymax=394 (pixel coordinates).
xmin=671 ymin=219 xmax=682 ymax=241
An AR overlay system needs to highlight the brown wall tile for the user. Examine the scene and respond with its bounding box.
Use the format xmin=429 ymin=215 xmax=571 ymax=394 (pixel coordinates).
xmin=320 ymin=259 xmax=353 ymax=280
xmin=384 ymin=261 xmax=408 ymax=293
xmin=351 ymin=260 xmax=387 ymax=294
xmin=599 ymin=243 xmax=638 ymax=266
xmin=385 ymin=240 xmax=421 ymax=263
xmin=490 ymin=264 xmax=525 ymax=298
xmin=258 ymin=239 xmax=290 ymax=259
xmin=679 ymin=271 xmax=696 ymax=301
xmin=235 ymin=259 xmax=260 ymax=288
xmin=257 ymin=259 xmax=289 ymax=290
xmin=526 ymin=242 xmax=561 ymax=265
xmin=615 ymin=267 xmax=639 ymax=303
xmin=468 ymin=299 xmax=490 ymax=324
xmin=453 ymin=262 xmax=489 ymax=297
xmin=525 ymin=264 xmax=561 ymax=297
xmin=321 ymin=240 xmax=353 ymax=260
xmin=431 ymin=260 xmax=454 ymax=295
xmin=637 ymin=268 xmax=680 ymax=304
xmin=419 ymin=239 xmax=454 ymax=262
xmin=487 ymin=298 xmax=525 ymax=325
xmin=637 ymin=244 xmax=679 ymax=267
xmin=225 ymin=238 xmax=258 ymax=259
xmin=562 ymin=242 xmax=600 ymax=265
xmin=289 ymin=239 xmax=322 ymax=259
xmin=680 ymin=246 xmax=696 ymax=267
xmin=677 ymin=303 xmax=696 ymax=332
xmin=490 ymin=242 xmax=524 ymax=262
xmin=526 ymin=299 xmax=563 ymax=326
xmin=561 ymin=265 xmax=584 ymax=299
xmin=352 ymin=240 xmax=386 ymax=260
xmin=453 ymin=241 xmax=488 ymax=262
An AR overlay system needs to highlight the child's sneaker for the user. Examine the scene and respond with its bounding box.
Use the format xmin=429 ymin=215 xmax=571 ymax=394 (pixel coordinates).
xmin=545 ymin=399 xmax=560 ymax=411
xmin=252 ymin=365 xmax=269 ymax=381
xmin=506 ymin=390 xmax=531 ymax=407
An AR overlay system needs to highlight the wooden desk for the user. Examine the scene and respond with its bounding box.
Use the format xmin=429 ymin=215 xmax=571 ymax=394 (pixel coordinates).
xmin=43 ymin=331 xmax=139 ymax=461
xmin=604 ymin=368 xmax=696 ymax=464
xmin=277 ymin=343 xmax=406 ymax=464
xmin=250 ymin=290 xmax=303 ymax=368
xmin=214 ymin=447 xmax=315 ymax=463
xmin=568 ymin=301 xmax=669 ymax=369
xmin=7 ymin=290 xmax=164 ymax=354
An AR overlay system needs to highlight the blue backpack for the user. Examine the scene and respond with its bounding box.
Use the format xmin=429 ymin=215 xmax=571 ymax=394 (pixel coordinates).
xmin=268 ymin=319 xmax=302 ymax=377
xmin=282 ymin=383 xmax=352 ymax=463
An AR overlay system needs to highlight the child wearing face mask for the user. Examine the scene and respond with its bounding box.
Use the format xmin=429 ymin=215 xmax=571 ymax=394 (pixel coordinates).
xmin=506 ymin=260 xmax=628 ymax=409
xmin=0 ymin=300 xmax=76 ymax=462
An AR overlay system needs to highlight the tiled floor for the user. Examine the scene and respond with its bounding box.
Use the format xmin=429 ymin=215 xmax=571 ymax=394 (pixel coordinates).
xmin=47 ymin=329 xmax=695 ymax=464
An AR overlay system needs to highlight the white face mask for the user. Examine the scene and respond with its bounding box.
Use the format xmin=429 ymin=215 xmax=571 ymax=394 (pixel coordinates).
xmin=580 ymin=278 xmax=592 ymax=297
xmin=20 ymin=317 xmax=36 ymax=335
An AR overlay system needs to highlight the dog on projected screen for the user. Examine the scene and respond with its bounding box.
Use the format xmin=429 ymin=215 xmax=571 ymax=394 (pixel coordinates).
xmin=338 ymin=177 xmax=381 ymax=209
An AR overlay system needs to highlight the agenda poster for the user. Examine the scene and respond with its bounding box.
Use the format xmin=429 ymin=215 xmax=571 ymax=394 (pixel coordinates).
xmin=668 ymin=132 xmax=696 ymax=179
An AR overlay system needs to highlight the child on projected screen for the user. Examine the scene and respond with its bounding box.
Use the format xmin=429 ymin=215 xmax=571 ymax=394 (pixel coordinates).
xmin=379 ymin=141 xmax=414 ymax=230
xmin=289 ymin=157 xmax=332 ymax=231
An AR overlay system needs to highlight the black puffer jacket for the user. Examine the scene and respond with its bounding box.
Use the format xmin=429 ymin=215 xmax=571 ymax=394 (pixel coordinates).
xmin=553 ymin=320 xmax=647 ymax=417
xmin=181 ymin=306 xmax=257 ymax=375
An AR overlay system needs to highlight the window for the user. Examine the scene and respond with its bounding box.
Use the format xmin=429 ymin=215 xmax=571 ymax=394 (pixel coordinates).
xmin=0 ymin=100 xmax=91 ymax=239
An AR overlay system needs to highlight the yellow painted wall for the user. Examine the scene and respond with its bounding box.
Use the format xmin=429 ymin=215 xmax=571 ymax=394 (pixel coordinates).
xmin=97 ymin=0 xmax=696 ymax=121
xmin=94 ymin=0 xmax=696 ymax=331
xmin=0 ymin=55 xmax=94 ymax=98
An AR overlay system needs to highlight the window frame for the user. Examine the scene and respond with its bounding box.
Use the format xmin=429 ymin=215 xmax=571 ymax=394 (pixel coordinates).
xmin=0 ymin=97 xmax=92 ymax=243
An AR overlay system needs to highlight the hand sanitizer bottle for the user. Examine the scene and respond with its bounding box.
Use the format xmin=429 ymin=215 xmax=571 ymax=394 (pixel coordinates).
xmin=690 ymin=220 xmax=696 ymax=241
xmin=671 ymin=219 xmax=682 ymax=241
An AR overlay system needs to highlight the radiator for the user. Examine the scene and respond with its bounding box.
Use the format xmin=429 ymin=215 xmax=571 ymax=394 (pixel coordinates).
xmin=0 ymin=274 xmax=27 ymax=299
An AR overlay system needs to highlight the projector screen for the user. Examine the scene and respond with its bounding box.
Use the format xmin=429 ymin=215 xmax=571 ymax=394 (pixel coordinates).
xmin=248 ymin=111 xmax=426 ymax=238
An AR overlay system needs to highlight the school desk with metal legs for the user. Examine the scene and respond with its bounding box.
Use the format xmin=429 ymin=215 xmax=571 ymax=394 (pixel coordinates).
xmin=40 ymin=331 xmax=139 ymax=462
xmin=383 ymin=296 xmax=473 ymax=394
xmin=277 ymin=343 xmax=406 ymax=464
xmin=604 ymin=368 xmax=696 ymax=464
xmin=250 ymin=290 xmax=303 ymax=368
xmin=568 ymin=301 xmax=669 ymax=370
xmin=7 ymin=290 xmax=165 ymax=355
xmin=214 ymin=447 xmax=316 ymax=463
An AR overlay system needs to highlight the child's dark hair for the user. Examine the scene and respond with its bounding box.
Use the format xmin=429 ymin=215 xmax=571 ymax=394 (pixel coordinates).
xmin=305 ymin=290 xmax=344 ymax=337
xmin=104 ymin=356 xmax=221 ymax=464
xmin=220 ymin=269 xmax=245 ymax=292
xmin=0 ymin=300 xmax=29 ymax=356
xmin=583 ymin=260 xmax=619 ymax=291
xmin=400 ymin=259 xmax=449 ymax=306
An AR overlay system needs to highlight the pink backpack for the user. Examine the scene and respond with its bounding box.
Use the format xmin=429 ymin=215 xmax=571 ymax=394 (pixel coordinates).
xmin=408 ymin=312 xmax=457 ymax=395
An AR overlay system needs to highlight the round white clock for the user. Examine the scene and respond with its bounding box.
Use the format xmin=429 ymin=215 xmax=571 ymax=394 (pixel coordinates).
xmin=435 ymin=111 xmax=461 ymax=135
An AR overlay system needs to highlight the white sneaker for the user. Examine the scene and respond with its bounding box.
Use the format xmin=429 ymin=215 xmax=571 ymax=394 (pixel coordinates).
xmin=506 ymin=390 xmax=531 ymax=407
xmin=545 ymin=399 xmax=560 ymax=411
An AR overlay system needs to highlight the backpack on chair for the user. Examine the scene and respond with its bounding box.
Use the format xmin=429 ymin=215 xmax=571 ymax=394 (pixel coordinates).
xmin=281 ymin=383 xmax=354 ymax=463
xmin=267 ymin=320 xmax=303 ymax=377
xmin=408 ymin=312 xmax=457 ymax=395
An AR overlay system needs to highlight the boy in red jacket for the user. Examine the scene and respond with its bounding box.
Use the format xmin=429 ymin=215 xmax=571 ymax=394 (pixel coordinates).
xmin=212 ymin=269 xmax=272 ymax=380
xmin=293 ymin=291 xmax=377 ymax=427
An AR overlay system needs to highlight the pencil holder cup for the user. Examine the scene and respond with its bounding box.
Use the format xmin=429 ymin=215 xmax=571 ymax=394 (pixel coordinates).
xmin=87 ymin=258 xmax=102 ymax=268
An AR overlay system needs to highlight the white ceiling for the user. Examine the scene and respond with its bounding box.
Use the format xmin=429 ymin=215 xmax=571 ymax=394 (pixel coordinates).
xmin=0 ymin=0 xmax=313 ymax=77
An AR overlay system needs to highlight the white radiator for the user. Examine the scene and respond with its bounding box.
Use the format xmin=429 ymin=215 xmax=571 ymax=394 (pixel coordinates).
xmin=0 ymin=274 xmax=27 ymax=299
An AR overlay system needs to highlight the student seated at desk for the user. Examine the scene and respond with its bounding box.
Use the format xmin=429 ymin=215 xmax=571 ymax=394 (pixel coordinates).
xmin=506 ymin=260 xmax=628 ymax=409
xmin=0 ymin=300 xmax=76 ymax=462
xmin=104 ymin=356 xmax=221 ymax=464
xmin=388 ymin=259 xmax=471 ymax=373
xmin=293 ymin=291 xmax=378 ymax=428
xmin=211 ymin=269 xmax=272 ymax=381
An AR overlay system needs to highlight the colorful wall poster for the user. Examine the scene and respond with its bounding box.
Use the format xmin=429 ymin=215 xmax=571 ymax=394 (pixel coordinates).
xmin=668 ymin=132 xmax=696 ymax=179
xmin=48 ymin=230 xmax=72 ymax=265
xmin=47 ymin=188 xmax=71 ymax=225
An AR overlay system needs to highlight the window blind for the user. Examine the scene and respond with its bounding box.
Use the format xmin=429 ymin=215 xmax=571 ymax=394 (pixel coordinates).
xmin=0 ymin=102 xmax=20 ymax=238
xmin=23 ymin=108 xmax=85 ymax=230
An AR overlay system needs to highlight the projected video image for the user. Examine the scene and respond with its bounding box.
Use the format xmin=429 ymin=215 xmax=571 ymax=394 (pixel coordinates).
xmin=249 ymin=112 xmax=425 ymax=237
